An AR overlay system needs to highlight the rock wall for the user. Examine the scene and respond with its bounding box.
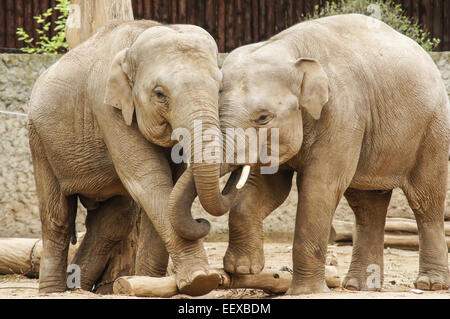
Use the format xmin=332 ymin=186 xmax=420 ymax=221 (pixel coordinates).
xmin=0 ymin=54 xmax=61 ymax=113
xmin=0 ymin=52 xmax=449 ymax=238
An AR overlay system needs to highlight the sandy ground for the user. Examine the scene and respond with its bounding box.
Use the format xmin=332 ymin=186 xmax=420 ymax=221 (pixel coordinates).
xmin=1 ymin=242 xmax=449 ymax=299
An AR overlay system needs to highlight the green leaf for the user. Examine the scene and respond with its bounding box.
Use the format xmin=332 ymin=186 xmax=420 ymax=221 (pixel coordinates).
xmin=304 ymin=0 xmax=439 ymax=52
xmin=17 ymin=0 xmax=69 ymax=54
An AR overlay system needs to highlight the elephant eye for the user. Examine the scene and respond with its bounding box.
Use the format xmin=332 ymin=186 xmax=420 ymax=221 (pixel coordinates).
xmin=153 ymin=86 xmax=168 ymax=101
xmin=251 ymin=111 xmax=275 ymax=125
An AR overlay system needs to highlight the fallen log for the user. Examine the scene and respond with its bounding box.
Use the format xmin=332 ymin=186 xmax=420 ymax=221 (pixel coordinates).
xmin=332 ymin=220 xmax=450 ymax=250
xmin=385 ymin=218 xmax=450 ymax=236
xmin=384 ymin=234 xmax=450 ymax=251
xmin=113 ymin=266 xmax=341 ymax=297
xmin=332 ymin=220 xmax=353 ymax=242
xmin=0 ymin=233 xmax=84 ymax=277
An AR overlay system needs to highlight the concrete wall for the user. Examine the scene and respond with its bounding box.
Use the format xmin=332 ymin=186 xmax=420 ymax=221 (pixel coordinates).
xmin=0 ymin=52 xmax=449 ymax=238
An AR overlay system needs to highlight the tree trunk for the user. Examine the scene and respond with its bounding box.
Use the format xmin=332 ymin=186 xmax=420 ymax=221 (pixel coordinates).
xmin=66 ymin=0 xmax=134 ymax=49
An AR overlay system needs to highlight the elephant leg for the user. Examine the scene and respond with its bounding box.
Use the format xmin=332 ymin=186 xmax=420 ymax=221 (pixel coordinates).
xmin=287 ymin=140 xmax=361 ymax=294
xmin=403 ymin=130 xmax=449 ymax=291
xmin=224 ymin=170 xmax=294 ymax=275
xmin=342 ymin=189 xmax=392 ymax=291
xmin=70 ymin=196 xmax=137 ymax=291
xmin=135 ymin=211 xmax=169 ymax=277
xmin=97 ymin=115 xmax=220 ymax=296
xmin=30 ymin=131 xmax=77 ymax=293
xmin=134 ymin=163 xmax=184 ymax=277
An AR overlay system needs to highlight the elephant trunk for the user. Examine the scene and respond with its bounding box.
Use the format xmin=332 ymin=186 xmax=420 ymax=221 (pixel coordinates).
xmin=168 ymin=104 xmax=236 ymax=240
xmin=167 ymin=168 xmax=210 ymax=240
xmin=168 ymin=165 xmax=240 ymax=240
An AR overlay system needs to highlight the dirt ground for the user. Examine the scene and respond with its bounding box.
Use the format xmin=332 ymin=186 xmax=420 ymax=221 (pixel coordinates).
xmin=1 ymin=242 xmax=449 ymax=299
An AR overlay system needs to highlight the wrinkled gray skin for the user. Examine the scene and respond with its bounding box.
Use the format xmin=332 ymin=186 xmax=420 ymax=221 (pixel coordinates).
xmin=217 ymin=14 xmax=450 ymax=294
xmin=28 ymin=20 xmax=231 ymax=295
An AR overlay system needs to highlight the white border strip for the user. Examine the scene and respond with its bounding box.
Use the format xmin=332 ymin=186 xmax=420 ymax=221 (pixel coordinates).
xmin=0 ymin=110 xmax=28 ymax=117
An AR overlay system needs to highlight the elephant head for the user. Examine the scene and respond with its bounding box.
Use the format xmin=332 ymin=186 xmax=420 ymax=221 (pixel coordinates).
xmin=104 ymin=25 xmax=234 ymax=239
xmin=218 ymin=45 xmax=330 ymax=177
xmin=166 ymin=43 xmax=329 ymax=241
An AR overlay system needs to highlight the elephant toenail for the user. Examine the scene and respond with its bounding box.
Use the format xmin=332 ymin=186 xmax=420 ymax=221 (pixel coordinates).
xmin=344 ymin=278 xmax=360 ymax=291
xmin=236 ymin=266 xmax=250 ymax=274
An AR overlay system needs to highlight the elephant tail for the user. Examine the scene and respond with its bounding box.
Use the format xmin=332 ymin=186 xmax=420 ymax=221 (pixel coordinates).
xmin=71 ymin=195 xmax=78 ymax=245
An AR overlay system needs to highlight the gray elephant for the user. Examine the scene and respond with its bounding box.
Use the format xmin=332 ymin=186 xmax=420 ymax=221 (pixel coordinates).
xmin=28 ymin=20 xmax=233 ymax=295
xmin=175 ymin=14 xmax=450 ymax=294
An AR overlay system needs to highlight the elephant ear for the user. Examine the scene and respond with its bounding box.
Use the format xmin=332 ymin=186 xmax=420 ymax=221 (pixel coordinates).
xmin=104 ymin=48 xmax=135 ymax=126
xmin=296 ymin=58 xmax=329 ymax=120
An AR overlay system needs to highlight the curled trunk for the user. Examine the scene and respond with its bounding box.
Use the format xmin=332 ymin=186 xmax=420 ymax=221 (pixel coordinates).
xmin=168 ymin=105 xmax=239 ymax=240
xmin=168 ymin=166 xmax=240 ymax=240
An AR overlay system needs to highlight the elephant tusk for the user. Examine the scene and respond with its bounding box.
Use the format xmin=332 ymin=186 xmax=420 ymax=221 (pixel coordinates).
xmin=236 ymin=165 xmax=251 ymax=189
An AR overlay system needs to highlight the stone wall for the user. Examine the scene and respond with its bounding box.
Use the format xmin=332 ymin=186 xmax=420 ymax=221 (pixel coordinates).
xmin=0 ymin=52 xmax=449 ymax=238
xmin=0 ymin=54 xmax=61 ymax=113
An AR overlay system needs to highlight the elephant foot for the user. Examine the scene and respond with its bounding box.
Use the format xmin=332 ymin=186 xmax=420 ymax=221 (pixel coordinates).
xmin=286 ymin=280 xmax=330 ymax=295
xmin=342 ymin=271 xmax=382 ymax=291
xmin=39 ymin=281 xmax=67 ymax=293
xmin=176 ymin=264 xmax=221 ymax=296
xmin=223 ymin=245 xmax=264 ymax=275
xmin=415 ymin=273 xmax=449 ymax=291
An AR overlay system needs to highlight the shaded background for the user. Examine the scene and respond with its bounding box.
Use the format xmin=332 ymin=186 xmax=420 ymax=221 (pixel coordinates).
xmin=0 ymin=0 xmax=449 ymax=53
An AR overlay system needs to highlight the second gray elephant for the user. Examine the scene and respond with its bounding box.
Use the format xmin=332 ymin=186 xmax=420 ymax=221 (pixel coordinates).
xmin=174 ymin=14 xmax=450 ymax=294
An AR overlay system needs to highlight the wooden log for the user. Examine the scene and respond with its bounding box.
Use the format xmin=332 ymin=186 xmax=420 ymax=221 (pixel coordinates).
xmin=385 ymin=218 xmax=450 ymax=236
xmin=384 ymin=234 xmax=450 ymax=251
xmin=114 ymin=275 xmax=178 ymax=298
xmin=66 ymin=0 xmax=134 ymax=49
xmin=332 ymin=219 xmax=450 ymax=250
xmin=332 ymin=220 xmax=353 ymax=242
xmin=333 ymin=218 xmax=450 ymax=237
xmin=113 ymin=266 xmax=340 ymax=297
xmin=0 ymin=233 xmax=85 ymax=277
